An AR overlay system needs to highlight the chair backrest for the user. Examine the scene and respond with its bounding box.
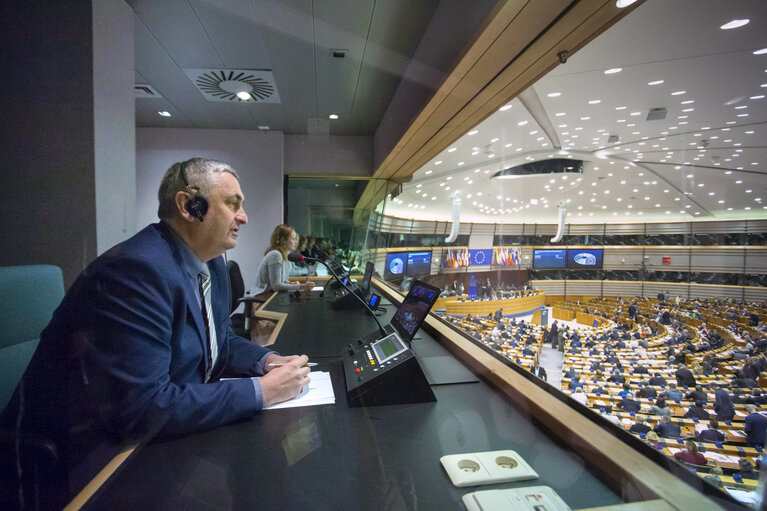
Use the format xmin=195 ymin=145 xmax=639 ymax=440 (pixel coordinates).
xmin=227 ymin=259 xmax=245 ymax=314
xmin=0 ymin=265 xmax=64 ymax=411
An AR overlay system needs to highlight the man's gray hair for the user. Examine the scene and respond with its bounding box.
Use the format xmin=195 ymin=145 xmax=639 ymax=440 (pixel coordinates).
xmin=157 ymin=157 xmax=240 ymax=220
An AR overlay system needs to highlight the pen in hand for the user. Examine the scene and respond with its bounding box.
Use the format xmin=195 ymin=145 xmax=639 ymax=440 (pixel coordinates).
xmin=268 ymin=362 xmax=318 ymax=368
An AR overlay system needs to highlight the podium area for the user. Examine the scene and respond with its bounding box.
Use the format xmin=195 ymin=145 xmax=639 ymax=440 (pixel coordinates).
xmin=74 ymin=281 xmax=736 ymax=510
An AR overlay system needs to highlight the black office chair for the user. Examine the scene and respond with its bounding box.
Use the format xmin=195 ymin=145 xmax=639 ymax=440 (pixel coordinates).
xmin=227 ymin=260 xmax=265 ymax=339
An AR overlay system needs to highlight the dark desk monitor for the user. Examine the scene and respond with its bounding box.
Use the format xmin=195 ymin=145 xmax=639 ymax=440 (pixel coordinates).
xmin=390 ymin=279 xmax=440 ymax=344
xmin=406 ymin=251 xmax=431 ymax=276
xmin=384 ymin=252 xmax=407 ymax=280
xmin=360 ymin=261 xmax=374 ymax=294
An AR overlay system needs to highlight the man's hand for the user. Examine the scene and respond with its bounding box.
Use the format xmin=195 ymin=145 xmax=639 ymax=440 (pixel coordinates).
xmin=261 ymin=354 xmax=310 ymax=407
xmin=299 ymin=279 xmax=315 ymax=292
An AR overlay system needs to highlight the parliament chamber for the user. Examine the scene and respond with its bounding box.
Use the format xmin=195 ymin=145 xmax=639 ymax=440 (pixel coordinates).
xmin=3 ymin=0 xmax=767 ymax=510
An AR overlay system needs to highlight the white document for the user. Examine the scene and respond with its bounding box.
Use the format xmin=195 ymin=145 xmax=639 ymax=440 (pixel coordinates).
xmin=263 ymin=371 xmax=335 ymax=410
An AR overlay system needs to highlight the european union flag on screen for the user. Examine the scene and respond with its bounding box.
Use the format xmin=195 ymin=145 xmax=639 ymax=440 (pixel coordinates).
xmin=469 ymin=249 xmax=493 ymax=266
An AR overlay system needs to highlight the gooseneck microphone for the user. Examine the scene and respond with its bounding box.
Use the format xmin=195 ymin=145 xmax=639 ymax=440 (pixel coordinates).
xmin=288 ymin=251 xmax=386 ymax=337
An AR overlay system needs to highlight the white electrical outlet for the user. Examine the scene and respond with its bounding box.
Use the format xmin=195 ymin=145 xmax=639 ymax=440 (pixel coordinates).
xmin=462 ymin=486 xmax=571 ymax=511
xmin=440 ymin=450 xmax=538 ymax=487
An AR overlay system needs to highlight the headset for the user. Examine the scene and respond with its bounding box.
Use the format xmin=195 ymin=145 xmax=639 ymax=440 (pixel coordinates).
xmin=179 ymin=159 xmax=209 ymax=222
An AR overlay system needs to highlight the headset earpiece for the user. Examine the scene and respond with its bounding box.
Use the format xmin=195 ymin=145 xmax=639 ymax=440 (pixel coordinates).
xmin=179 ymin=160 xmax=208 ymax=222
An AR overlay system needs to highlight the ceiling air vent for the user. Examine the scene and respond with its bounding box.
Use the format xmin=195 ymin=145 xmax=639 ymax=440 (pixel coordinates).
xmin=607 ymin=134 xmax=620 ymax=144
xmin=135 ymin=84 xmax=162 ymax=98
xmin=646 ymin=107 xmax=667 ymax=121
xmin=183 ymin=69 xmax=281 ymax=103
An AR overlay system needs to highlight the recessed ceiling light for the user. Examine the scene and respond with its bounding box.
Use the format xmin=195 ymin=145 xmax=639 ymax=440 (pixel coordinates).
xmin=647 ymin=80 xmax=665 ymax=86
xmin=547 ymin=92 xmax=561 ymax=97
xmin=518 ymin=120 xmax=528 ymax=126
xmin=754 ymin=48 xmax=767 ymax=55
xmin=425 ymin=170 xmax=432 ymax=175
xmin=435 ymin=161 xmax=442 ymax=165
xmin=751 ymin=95 xmax=765 ymax=100
xmin=588 ymin=99 xmax=601 ymax=104
xmin=236 ymin=91 xmax=251 ymax=100
xmin=499 ymin=104 xmax=512 ymax=111
xmin=448 ymin=147 xmax=457 ymax=152
xmin=468 ymin=130 xmax=478 ymax=135
xmin=604 ymin=68 xmax=622 ymax=74
xmin=329 ymin=114 xmax=339 ymax=119
xmin=720 ymin=19 xmax=749 ymax=30
xmin=158 ymin=111 xmax=171 ymax=117
xmin=257 ymin=125 xmax=270 ymax=130
xmin=671 ymin=90 xmax=686 ymax=96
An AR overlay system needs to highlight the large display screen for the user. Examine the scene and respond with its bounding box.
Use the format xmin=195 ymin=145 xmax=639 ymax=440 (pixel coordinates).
xmin=533 ymin=249 xmax=566 ymax=269
xmin=384 ymin=252 xmax=407 ymax=280
xmin=566 ymin=248 xmax=604 ymax=269
xmin=406 ymin=251 xmax=432 ymax=276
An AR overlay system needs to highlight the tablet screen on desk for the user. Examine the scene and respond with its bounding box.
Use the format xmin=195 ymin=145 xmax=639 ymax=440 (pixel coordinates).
xmin=390 ymin=279 xmax=440 ymax=344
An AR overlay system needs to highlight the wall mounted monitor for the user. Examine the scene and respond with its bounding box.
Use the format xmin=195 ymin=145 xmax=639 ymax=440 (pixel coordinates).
xmin=566 ymin=248 xmax=603 ymax=269
xmin=384 ymin=252 xmax=407 ymax=280
xmin=406 ymin=251 xmax=432 ymax=276
xmin=533 ymin=249 xmax=566 ymax=269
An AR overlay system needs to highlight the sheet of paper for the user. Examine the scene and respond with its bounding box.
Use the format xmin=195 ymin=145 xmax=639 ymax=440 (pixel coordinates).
xmin=264 ymin=371 xmax=336 ymax=410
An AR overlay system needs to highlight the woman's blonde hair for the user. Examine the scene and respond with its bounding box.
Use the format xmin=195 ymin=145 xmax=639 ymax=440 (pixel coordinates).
xmin=267 ymin=224 xmax=296 ymax=260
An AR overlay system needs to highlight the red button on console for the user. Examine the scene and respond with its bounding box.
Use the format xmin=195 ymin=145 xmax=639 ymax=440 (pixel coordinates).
xmin=355 ymin=368 xmax=360 ymax=373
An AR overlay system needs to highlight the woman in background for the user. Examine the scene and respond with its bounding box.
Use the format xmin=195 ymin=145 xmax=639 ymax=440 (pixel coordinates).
xmin=250 ymin=224 xmax=314 ymax=297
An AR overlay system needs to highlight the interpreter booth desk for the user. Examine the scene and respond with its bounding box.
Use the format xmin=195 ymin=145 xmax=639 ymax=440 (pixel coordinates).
xmin=84 ymin=286 xmax=711 ymax=510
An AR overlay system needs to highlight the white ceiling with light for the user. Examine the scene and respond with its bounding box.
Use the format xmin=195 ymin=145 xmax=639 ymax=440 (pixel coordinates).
xmin=385 ymin=0 xmax=767 ymax=225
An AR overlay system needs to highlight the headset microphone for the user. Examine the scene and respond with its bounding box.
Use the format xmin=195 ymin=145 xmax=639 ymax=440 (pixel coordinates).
xmin=179 ymin=160 xmax=209 ymax=222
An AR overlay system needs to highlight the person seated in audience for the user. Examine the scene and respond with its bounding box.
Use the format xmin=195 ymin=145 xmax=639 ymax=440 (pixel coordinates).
xmin=673 ymin=440 xmax=707 ymax=466
xmin=618 ymin=394 xmax=641 ymax=413
xmin=569 ymin=374 xmax=584 ymax=392
xmin=691 ymin=360 xmax=705 ymax=378
xmin=648 ymin=372 xmax=667 ymax=386
xmin=696 ymin=419 xmax=725 ymax=443
xmin=675 ymin=363 xmax=696 ymax=387
xmin=571 ymin=387 xmax=588 ymax=406
xmin=744 ymin=404 xmax=767 ymax=448
xmin=684 ymin=401 xmax=710 ymax=421
xmin=739 ymin=458 xmax=760 ymax=481
xmin=750 ymin=388 xmax=767 ymax=406
xmin=732 ymin=371 xmax=757 ymax=389
xmin=662 ymin=383 xmax=683 ymax=402
xmin=649 ymin=397 xmax=671 ymax=417
xmin=629 ymin=417 xmax=652 ymax=435
xmin=654 ymin=415 xmax=681 ymax=438
xmin=714 ymin=384 xmax=735 ymax=421
xmin=646 ymin=431 xmax=663 ymax=450
xmin=633 ymin=361 xmax=650 ymax=375
xmin=637 ymin=382 xmax=658 ymax=400
xmin=743 ymin=357 xmax=761 ymax=381
xmin=564 ymin=367 xmax=578 ymax=380
xmin=618 ymin=382 xmax=633 ymax=398
xmin=607 ymin=370 xmax=625 ymax=384
xmin=685 ymin=384 xmax=707 ymax=404
xmin=702 ymin=466 xmax=724 ymax=489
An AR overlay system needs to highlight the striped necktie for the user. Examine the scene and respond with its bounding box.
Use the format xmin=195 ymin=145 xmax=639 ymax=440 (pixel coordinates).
xmin=198 ymin=266 xmax=219 ymax=382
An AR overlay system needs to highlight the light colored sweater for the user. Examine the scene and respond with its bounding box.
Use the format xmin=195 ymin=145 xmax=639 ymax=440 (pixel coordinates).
xmin=249 ymin=249 xmax=300 ymax=295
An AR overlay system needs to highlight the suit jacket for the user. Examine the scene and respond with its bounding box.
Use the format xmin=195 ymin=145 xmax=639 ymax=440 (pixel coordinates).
xmin=745 ymin=412 xmax=767 ymax=447
xmin=2 ymin=223 xmax=272 ymax=451
xmin=696 ymin=429 xmax=725 ymax=443
xmin=654 ymin=421 xmax=682 ymax=439
xmin=532 ymin=366 xmax=547 ymax=381
xmin=675 ymin=368 xmax=696 ymax=387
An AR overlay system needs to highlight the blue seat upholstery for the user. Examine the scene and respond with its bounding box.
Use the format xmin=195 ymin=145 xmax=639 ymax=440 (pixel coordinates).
xmin=0 ymin=265 xmax=64 ymax=412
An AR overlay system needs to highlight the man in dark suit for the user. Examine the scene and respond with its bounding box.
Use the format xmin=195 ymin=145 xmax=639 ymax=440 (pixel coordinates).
xmin=637 ymin=384 xmax=657 ymax=399
xmin=744 ymin=405 xmax=767 ymax=448
xmin=649 ymin=373 xmax=667 ymax=386
xmin=696 ymin=419 xmax=725 ymax=443
xmin=618 ymin=396 xmax=641 ymax=413
xmin=629 ymin=417 xmax=652 ymax=435
xmin=1 ymin=158 xmax=310 ymax=507
xmin=683 ymin=401 xmax=710 ymax=421
xmin=654 ymin=415 xmax=682 ymax=439
xmin=675 ymin=363 xmax=696 ymax=387
xmin=531 ymin=361 xmax=547 ymax=382
xmin=685 ymin=385 xmax=707 ymax=404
